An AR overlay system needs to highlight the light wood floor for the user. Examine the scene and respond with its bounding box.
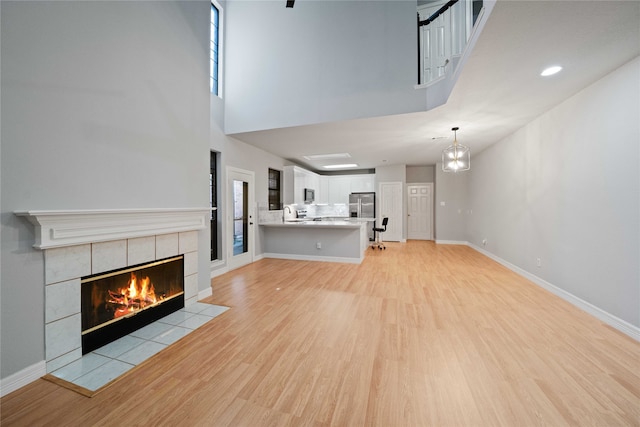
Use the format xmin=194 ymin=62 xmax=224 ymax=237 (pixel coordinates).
xmin=2 ymin=241 xmax=639 ymax=426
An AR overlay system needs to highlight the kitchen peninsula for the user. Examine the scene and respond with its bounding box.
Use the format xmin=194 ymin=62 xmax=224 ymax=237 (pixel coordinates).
xmin=260 ymin=219 xmax=370 ymax=264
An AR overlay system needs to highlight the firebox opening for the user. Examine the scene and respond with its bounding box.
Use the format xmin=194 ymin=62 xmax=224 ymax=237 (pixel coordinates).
xmin=81 ymin=255 xmax=185 ymax=354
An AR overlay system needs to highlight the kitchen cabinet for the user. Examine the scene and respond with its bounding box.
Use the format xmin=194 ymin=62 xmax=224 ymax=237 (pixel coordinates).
xmin=327 ymin=174 xmax=375 ymax=204
xmin=327 ymin=176 xmax=350 ymax=205
xmin=284 ymin=165 xmax=320 ymax=205
xmin=260 ymin=220 xmax=369 ymax=264
xmin=317 ymin=176 xmax=328 ymax=204
xmin=349 ymin=174 xmax=375 ymax=193
xmin=284 ymin=167 xmax=375 ymax=206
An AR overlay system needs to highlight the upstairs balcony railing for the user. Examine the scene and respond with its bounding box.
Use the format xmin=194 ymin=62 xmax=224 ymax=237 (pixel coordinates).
xmin=417 ymin=0 xmax=484 ymax=86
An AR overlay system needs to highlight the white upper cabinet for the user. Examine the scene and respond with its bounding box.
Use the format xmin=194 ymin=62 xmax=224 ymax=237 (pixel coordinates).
xmin=328 ymin=176 xmax=350 ymax=205
xmin=317 ymin=176 xmax=329 ymax=204
xmin=349 ymin=174 xmax=375 ymax=193
xmin=284 ymin=166 xmax=375 ymax=205
xmin=284 ymin=165 xmax=321 ymax=205
xmin=283 ymin=166 xmax=295 ymax=205
xmin=327 ymin=174 xmax=375 ymax=204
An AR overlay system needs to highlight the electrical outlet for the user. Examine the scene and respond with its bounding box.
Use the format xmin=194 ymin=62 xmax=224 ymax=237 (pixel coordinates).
xmin=316 ymin=242 xmax=321 ymax=249
xmin=536 ymin=257 xmax=541 ymax=267
xmin=482 ymin=239 xmax=487 ymax=246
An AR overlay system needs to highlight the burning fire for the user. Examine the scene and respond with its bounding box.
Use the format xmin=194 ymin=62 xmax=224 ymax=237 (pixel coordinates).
xmin=108 ymin=273 xmax=159 ymax=318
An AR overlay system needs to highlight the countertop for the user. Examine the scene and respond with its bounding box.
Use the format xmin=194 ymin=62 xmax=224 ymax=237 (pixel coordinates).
xmin=260 ymin=218 xmax=370 ymax=228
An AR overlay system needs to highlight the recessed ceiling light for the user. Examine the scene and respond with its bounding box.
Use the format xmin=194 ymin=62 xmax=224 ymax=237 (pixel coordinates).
xmin=323 ymin=163 xmax=358 ymax=169
xmin=541 ymin=65 xmax=562 ymax=77
xmin=303 ymin=153 xmax=351 ymax=161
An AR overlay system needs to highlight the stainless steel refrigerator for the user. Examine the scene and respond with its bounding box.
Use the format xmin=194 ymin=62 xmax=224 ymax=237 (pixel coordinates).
xmin=349 ymin=192 xmax=375 ymax=241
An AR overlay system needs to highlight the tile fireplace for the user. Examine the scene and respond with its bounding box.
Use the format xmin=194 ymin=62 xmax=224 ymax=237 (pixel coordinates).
xmin=81 ymin=255 xmax=185 ymax=354
xmin=15 ymin=208 xmax=209 ymax=373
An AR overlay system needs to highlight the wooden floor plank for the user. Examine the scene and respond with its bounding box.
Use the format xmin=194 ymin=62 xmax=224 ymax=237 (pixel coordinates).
xmin=2 ymin=241 xmax=639 ymax=426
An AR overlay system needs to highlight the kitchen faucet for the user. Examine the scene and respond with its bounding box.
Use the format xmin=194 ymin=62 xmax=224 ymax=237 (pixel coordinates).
xmin=283 ymin=205 xmax=293 ymax=221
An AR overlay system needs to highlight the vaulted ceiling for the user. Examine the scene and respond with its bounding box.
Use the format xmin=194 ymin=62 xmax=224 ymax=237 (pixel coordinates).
xmin=230 ymin=1 xmax=640 ymax=172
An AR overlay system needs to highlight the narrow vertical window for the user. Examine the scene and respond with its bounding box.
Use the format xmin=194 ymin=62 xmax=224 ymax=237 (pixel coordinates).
xmin=210 ymin=3 xmax=220 ymax=95
xmin=210 ymin=151 xmax=220 ymax=261
xmin=268 ymin=168 xmax=282 ymax=210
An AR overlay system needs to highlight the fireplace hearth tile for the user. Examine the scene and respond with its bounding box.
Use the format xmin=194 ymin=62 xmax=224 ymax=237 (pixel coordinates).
xmin=46 ymin=302 xmax=230 ymax=396
xmin=156 ymin=308 xmax=195 ymax=325
xmin=73 ymin=359 xmax=135 ymax=392
xmin=129 ymin=320 xmax=175 ymax=341
xmin=198 ymin=304 xmax=230 ymax=318
xmin=116 ymin=341 xmax=167 ymax=366
xmin=178 ymin=313 xmax=215 ymax=330
xmin=51 ymin=353 xmax=111 ymax=382
xmin=93 ymin=335 xmax=146 ymax=359
xmin=151 ymin=325 xmax=192 ymax=345
xmin=183 ymin=301 xmax=215 ymax=313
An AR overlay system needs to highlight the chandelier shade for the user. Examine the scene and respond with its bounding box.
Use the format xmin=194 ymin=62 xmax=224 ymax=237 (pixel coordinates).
xmin=442 ymin=127 xmax=470 ymax=172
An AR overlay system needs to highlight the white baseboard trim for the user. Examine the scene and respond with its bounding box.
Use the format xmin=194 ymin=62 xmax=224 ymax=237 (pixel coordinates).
xmin=0 ymin=360 xmax=46 ymax=398
xmin=435 ymin=240 xmax=469 ymax=245
xmin=253 ymin=253 xmax=265 ymax=262
xmin=198 ymin=287 xmax=213 ymax=300
xmin=263 ymin=252 xmax=363 ymax=265
xmin=468 ymin=243 xmax=640 ymax=342
xmin=210 ymin=265 xmax=228 ymax=279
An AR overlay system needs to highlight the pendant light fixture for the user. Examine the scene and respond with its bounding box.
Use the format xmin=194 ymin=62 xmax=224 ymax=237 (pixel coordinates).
xmin=442 ymin=127 xmax=470 ymax=172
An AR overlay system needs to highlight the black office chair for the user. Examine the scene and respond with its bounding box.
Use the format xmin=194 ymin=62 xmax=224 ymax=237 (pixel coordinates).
xmin=371 ymin=217 xmax=388 ymax=250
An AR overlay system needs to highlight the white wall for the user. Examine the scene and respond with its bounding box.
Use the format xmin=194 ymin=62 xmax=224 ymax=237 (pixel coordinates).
xmin=468 ymin=57 xmax=640 ymax=327
xmin=210 ymin=123 xmax=288 ymax=267
xmin=375 ymin=164 xmax=407 ymax=239
xmin=224 ymin=0 xmax=426 ymax=133
xmin=407 ymin=165 xmax=435 ymax=183
xmin=434 ymin=164 xmax=470 ymax=242
xmin=1 ymin=0 xmax=210 ymax=380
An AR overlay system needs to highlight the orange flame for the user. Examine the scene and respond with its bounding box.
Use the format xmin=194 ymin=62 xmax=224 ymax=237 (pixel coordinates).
xmin=110 ymin=273 xmax=157 ymax=318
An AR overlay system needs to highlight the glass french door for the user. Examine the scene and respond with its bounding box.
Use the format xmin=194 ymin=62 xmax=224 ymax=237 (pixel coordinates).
xmin=227 ymin=168 xmax=254 ymax=270
xmin=232 ymin=179 xmax=248 ymax=256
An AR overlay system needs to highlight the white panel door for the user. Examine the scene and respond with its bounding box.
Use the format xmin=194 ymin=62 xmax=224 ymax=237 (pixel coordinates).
xmin=420 ymin=24 xmax=433 ymax=83
xmin=407 ymin=184 xmax=433 ymax=240
xmin=418 ymin=1 xmax=451 ymax=84
xmin=379 ymin=182 xmax=403 ymax=242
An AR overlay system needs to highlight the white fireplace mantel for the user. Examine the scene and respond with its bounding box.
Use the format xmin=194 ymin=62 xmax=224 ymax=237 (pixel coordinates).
xmin=15 ymin=208 xmax=210 ymax=249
